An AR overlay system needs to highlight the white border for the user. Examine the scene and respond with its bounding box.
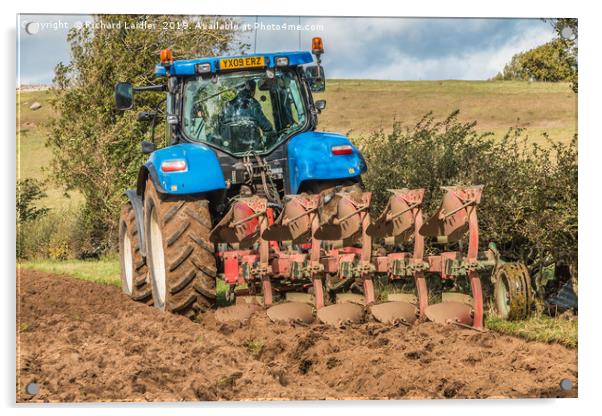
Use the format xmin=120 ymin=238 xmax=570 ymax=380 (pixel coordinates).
xmin=3 ymin=1 xmax=600 ymax=415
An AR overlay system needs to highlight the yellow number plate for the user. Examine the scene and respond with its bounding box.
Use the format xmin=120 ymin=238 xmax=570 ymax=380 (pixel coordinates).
xmin=219 ymin=56 xmax=265 ymax=71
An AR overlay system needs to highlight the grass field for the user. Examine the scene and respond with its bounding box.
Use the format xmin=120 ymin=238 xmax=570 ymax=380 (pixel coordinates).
xmin=17 ymin=89 xmax=53 ymax=184
xmin=314 ymin=80 xmax=576 ymax=145
xmin=17 ymin=258 xmax=577 ymax=348
xmin=17 ymin=89 xmax=83 ymax=210
xmin=19 ymin=256 xmax=121 ymax=287
xmin=486 ymin=314 xmax=577 ymax=348
xmin=17 ymin=80 xmax=576 ymax=210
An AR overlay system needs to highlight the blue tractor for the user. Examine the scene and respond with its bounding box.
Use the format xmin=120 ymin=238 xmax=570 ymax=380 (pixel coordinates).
xmin=116 ymin=39 xmax=524 ymax=328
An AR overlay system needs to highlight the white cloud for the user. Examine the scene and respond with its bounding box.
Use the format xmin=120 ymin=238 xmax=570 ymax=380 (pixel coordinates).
xmin=324 ymin=20 xmax=556 ymax=80
xmin=249 ymin=17 xmax=556 ymax=80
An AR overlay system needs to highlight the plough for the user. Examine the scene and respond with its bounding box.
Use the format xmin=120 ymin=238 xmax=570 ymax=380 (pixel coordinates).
xmin=211 ymin=185 xmax=527 ymax=330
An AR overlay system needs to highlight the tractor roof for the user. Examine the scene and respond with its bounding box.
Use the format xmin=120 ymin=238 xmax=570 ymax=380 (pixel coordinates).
xmin=155 ymin=51 xmax=313 ymax=77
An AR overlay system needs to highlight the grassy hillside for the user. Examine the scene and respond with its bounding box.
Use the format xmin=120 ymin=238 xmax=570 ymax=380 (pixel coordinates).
xmin=314 ymin=80 xmax=576 ymax=144
xmin=17 ymin=80 xmax=577 ymax=209
xmin=17 ymin=89 xmax=82 ymax=210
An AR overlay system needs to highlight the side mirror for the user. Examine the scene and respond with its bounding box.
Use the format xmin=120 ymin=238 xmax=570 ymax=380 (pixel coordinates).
xmin=315 ymin=99 xmax=327 ymax=112
xmin=115 ymin=82 xmax=134 ymax=110
xmin=305 ymin=65 xmax=325 ymax=92
xmin=141 ymin=140 xmax=156 ymax=154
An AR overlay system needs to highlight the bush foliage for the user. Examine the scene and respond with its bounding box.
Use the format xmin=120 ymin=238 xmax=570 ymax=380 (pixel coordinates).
xmin=355 ymin=111 xmax=577 ymax=274
xmin=17 ymin=208 xmax=75 ymax=260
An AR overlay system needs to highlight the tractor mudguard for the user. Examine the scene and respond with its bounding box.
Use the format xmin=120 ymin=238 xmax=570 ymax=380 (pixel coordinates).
xmin=123 ymin=189 xmax=146 ymax=257
xmin=136 ymin=143 xmax=226 ymax=196
xmin=287 ymin=132 xmax=367 ymax=194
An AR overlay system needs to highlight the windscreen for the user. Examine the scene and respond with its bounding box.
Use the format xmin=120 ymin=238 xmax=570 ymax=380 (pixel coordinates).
xmin=183 ymin=68 xmax=308 ymax=155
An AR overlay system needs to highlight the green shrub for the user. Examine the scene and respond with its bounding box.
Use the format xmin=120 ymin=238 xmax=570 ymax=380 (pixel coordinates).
xmin=18 ymin=209 xmax=72 ymax=260
xmin=47 ymin=238 xmax=71 ymax=261
xmin=355 ymin=111 xmax=577 ymax=277
xmin=17 ymin=204 xmax=122 ymax=260
xmin=69 ymin=205 xmax=114 ymax=259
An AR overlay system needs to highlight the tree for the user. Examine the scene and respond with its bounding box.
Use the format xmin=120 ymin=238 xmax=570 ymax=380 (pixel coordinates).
xmin=48 ymin=15 xmax=246 ymax=255
xmin=547 ymin=18 xmax=578 ymax=93
xmin=493 ymin=39 xmax=576 ymax=82
xmin=493 ymin=18 xmax=577 ymax=93
xmin=16 ymin=178 xmax=49 ymax=223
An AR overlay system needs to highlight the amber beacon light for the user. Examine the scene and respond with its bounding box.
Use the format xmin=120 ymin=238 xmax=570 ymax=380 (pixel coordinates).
xmin=311 ymin=37 xmax=324 ymax=55
xmin=160 ymin=48 xmax=173 ymax=67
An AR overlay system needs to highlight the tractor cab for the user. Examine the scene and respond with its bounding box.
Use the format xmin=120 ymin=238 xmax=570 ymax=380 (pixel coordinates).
xmin=181 ymin=59 xmax=310 ymax=155
xmin=116 ymin=45 xmax=326 ymax=156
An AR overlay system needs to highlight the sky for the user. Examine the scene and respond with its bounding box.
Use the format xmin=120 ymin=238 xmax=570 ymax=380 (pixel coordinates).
xmin=17 ymin=15 xmax=556 ymax=85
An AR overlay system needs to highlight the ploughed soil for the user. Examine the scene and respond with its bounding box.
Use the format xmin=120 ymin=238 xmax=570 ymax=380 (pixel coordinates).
xmin=17 ymin=270 xmax=578 ymax=402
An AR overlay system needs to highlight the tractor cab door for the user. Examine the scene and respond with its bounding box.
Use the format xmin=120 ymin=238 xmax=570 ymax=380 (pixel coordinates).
xmin=266 ymin=71 xmax=305 ymax=133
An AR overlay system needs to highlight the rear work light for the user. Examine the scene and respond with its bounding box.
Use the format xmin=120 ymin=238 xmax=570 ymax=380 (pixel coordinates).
xmin=331 ymin=145 xmax=353 ymax=155
xmin=275 ymin=56 xmax=289 ymax=67
xmin=161 ymin=159 xmax=187 ymax=172
xmin=195 ymin=63 xmax=212 ymax=74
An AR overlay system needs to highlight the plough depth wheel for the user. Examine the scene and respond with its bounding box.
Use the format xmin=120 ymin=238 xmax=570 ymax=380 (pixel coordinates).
xmin=493 ymin=262 xmax=532 ymax=320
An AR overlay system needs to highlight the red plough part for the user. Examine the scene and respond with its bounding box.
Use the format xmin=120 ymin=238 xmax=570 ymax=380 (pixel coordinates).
xmin=210 ymin=195 xmax=273 ymax=309
xmin=311 ymin=186 xmax=375 ymax=325
xmin=367 ymin=188 xmax=427 ymax=325
xmin=418 ymin=186 xmax=487 ymax=330
xmin=371 ymin=186 xmax=490 ymax=330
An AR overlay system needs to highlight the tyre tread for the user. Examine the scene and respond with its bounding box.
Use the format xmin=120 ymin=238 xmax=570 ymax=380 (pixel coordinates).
xmin=144 ymin=181 xmax=216 ymax=320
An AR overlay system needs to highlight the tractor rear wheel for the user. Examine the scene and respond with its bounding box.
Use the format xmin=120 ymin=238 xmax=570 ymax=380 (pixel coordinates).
xmin=119 ymin=203 xmax=152 ymax=304
xmin=144 ymin=180 xmax=216 ymax=319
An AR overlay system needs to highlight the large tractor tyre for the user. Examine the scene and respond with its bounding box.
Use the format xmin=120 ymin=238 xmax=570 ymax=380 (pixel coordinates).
xmin=144 ymin=180 xmax=217 ymax=319
xmin=118 ymin=203 xmax=152 ymax=304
